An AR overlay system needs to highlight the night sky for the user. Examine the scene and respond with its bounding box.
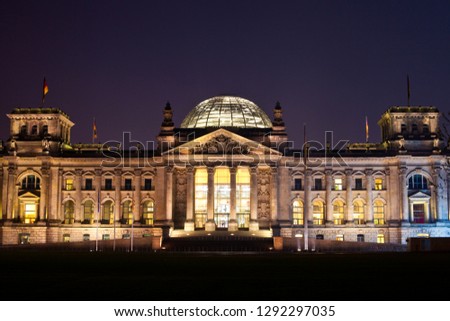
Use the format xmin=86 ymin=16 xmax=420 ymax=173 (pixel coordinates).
xmin=1 ymin=0 xmax=449 ymax=148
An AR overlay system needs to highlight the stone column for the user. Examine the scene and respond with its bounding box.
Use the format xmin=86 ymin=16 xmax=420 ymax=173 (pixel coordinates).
xmin=6 ymin=165 xmax=17 ymax=220
xmin=385 ymin=168 xmax=391 ymax=223
xmin=432 ymin=165 xmax=448 ymax=222
xmin=165 ymin=167 xmax=173 ymax=224
xmin=95 ymin=169 xmax=102 ymax=223
xmin=2 ymin=167 xmax=7 ymax=221
xmin=325 ymin=169 xmax=333 ymax=223
xmin=270 ymin=167 xmax=279 ymax=227
xmin=345 ymin=169 xmax=353 ymax=223
xmin=447 ymin=171 xmax=450 ymax=221
xmin=114 ymin=169 xmax=122 ymax=223
xmin=205 ymin=166 xmax=216 ymax=231
xmin=57 ymin=169 xmax=63 ymax=222
xmin=228 ymin=167 xmax=238 ymax=231
xmin=365 ymin=169 xmax=373 ymax=223
xmin=249 ymin=166 xmax=259 ymax=231
xmin=133 ymin=169 xmax=142 ymax=223
xmin=48 ymin=167 xmax=60 ymax=223
xmin=184 ymin=167 xmax=195 ymax=231
xmin=399 ymin=166 xmax=409 ymax=223
xmin=74 ymin=169 xmax=83 ymax=223
xmin=39 ymin=166 xmax=50 ymax=221
xmin=277 ymin=166 xmax=291 ymax=225
xmin=304 ymin=169 xmax=312 ymax=225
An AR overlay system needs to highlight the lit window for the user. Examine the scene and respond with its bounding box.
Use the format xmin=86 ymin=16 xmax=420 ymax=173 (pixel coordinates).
xmin=373 ymin=200 xmax=385 ymax=225
xmin=102 ymin=200 xmax=114 ymax=224
xmin=336 ymin=234 xmax=344 ymax=241
xmin=334 ymin=178 xmax=343 ymax=191
xmin=374 ymin=178 xmax=383 ymax=190
xmin=292 ymin=199 xmax=304 ymax=225
xmin=63 ymin=234 xmax=70 ymax=242
xmin=122 ymin=200 xmax=133 ymax=225
xmin=353 ymin=200 xmax=365 ymax=224
xmin=236 ymin=168 xmax=250 ymax=228
xmin=377 ymin=234 xmax=385 ymax=243
xmin=194 ymin=168 xmax=208 ymax=228
xmin=312 ymin=200 xmax=324 ymax=225
xmin=83 ymin=200 xmax=94 ymax=223
xmin=142 ymin=200 xmax=154 ymax=225
xmin=65 ymin=178 xmax=74 ymax=191
xmin=214 ymin=168 xmax=230 ymax=228
xmin=19 ymin=233 xmax=30 ymax=245
xmin=24 ymin=203 xmax=37 ymax=224
xmin=64 ymin=201 xmax=75 ymax=224
xmin=333 ymin=201 xmax=345 ymax=225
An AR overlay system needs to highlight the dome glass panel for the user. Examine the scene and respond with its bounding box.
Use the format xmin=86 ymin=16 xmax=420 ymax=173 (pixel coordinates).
xmin=180 ymin=96 xmax=272 ymax=129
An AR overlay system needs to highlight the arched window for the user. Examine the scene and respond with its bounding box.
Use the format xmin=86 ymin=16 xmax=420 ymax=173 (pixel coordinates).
xmin=102 ymin=200 xmax=114 ymax=224
xmin=353 ymin=200 xmax=365 ymax=224
xmin=122 ymin=200 xmax=133 ymax=225
xmin=194 ymin=168 xmax=208 ymax=228
xmin=142 ymin=200 xmax=154 ymax=225
xmin=83 ymin=200 xmax=94 ymax=224
xmin=64 ymin=200 xmax=75 ymax=224
xmin=31 ymin=125 xmax=38 ymax=135
xmin=333 ymin=200 xmax=345 ymax=225
xmin=21 ymin=175 xmax=41 ymax=190
xmin=312 ymin=200 xmax=324 ymax=225
xmin=42 ymin=125 xmax=48 ymax=136
xmin=401 ymin=124 xmax=407 ymax=134
xmin=236 ymin=168 xmax=250 ymax=228
xmin=292 ymin=199 xmax=304 ymax=225
xmin=422 ymin=124 xmax=429 ymax=135
xmin=408 ymin=174 xmax=428 ymax=190
xmin=20 ymin=125 xmax=27 ymax=135
xmin=373 ymin=200 xmax=385 ymax=225
xmin=412 ymin=123 xmax=418 ymax=134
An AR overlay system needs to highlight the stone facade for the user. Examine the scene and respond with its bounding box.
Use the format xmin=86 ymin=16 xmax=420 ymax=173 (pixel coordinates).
xmin=0 ymin=98 xmax=449 ymax=246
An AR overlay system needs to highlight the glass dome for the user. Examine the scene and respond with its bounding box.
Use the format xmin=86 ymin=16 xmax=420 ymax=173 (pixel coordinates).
xmin=180 ymin=96 xmax=272 ymax=129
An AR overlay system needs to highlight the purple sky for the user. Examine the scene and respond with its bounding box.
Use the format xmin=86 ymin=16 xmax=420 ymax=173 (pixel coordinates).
xmin=1 ymin=0 xmax=449 ymax=148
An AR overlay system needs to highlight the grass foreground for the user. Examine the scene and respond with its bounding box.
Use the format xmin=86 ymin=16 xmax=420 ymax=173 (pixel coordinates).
xmin=0 ymin=250 xmax=449 ymax=301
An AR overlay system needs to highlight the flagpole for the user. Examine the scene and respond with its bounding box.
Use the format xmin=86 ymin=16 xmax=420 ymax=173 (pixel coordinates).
xmin=303 ymin=123 xmax=309 ymax=251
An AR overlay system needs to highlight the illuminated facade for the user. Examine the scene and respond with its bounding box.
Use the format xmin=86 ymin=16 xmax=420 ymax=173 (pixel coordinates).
xmin=0 ymin=96 xmax=449 ymax=246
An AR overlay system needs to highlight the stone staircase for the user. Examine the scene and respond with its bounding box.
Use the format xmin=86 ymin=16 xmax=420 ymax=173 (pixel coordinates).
xmin=163 ymin=230 xmax=274 ymax=252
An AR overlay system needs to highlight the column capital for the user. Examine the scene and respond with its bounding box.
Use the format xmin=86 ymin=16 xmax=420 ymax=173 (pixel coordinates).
xmin=385 ymin=168 xmax=390 ymax=176
xmin=41 ymin=167 xmax=51 ymax=177
xmin=364 ymin=169 xmax=373 ymax=176
xmin=186 ymin=166 xmax=195 ymax=174
xmin=207 ymin=166 xmax=215 ymax=175
xmin=305 ymin=168 xmax=312 ymax=176
xmin=432 ymin=165 xmax=442 ymax=175
xmin=250 ymin=166 xmax=257 ymax=175
xmin=324 ymin=169 xmax=332 ymax=176
xmin=8 ymin=164 xmax=17 ymax=175
xmin=270 ymin=166 xmax=278 ymax=175
xmin=345 ymin=168 xmax=353 ymax=176
xmin=134 ymin=168 xmax=142 ymax=176
xmin=75 ymin=169 xmax=83 ymax=176
xmin=399 ymin=166 xmax=407 ymax=175
xmin=58 ymin=168 xmax=64 ymax=176
xmin=166 ymin=166 xmax=174 ymax=174
xmin=114 ymin=168 xmax=122 ymax=176
xmin=95 ymin=168 xmax=102 ymax=176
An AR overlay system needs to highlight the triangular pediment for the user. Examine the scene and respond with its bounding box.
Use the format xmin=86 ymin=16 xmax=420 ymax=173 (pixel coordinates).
xmin=409 ymin=191 xmax=431 ymax=200
xmin=18 ymin=191 xmax=40 ymax=199
xmin=163 ymin=128 xmax=281 ymax=156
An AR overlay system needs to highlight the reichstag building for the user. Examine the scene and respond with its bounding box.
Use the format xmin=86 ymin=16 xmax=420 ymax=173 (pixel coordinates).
xmin=0 ymin=95 xmax=449 ymax=245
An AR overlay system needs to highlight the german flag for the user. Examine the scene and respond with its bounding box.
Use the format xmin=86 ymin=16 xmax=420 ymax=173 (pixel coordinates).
xmin=42 ymin=77 xmax=49 ymax=104
xmin=92 ymin=118 xmax=98 ymax=143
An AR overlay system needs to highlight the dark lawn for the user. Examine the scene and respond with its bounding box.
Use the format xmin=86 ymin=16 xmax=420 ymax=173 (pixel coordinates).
xmin=0 ymin=251 xmax=449 ymax=301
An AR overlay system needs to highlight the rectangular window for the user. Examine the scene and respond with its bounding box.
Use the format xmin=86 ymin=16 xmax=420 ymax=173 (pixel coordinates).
xmin=294 ymin=178 xmax=302 ymax=190
xmin=144 ymin=179 xmax=152 ymax=190
xmin=334 ymin=178 xmax=343 ymax=191
xmin=85 ymin=178 xmax=93 ymax=190
xmin=336 ymin=234 xmax=344 ymax=242
xmin=18 ymin=233 xmax=30 ymax=245
xmin=124 ymin=178 xmax=132 ymax=190
xmin=355 ymin=178 xmax=363 ymax=190
xmin=105 ymin=178 xmax=113 ymax=190
xmin=377 ymin=234 xmax=385 ymax=244
xmin=65 ymin=178 xmax=74 ymax=191
xmin=357 ymin=234 xmax=365 ymax=242
xmin=102 ymin=234 xmax=110 ymax=240
xmin=63 ymin=234 xmax=70 ymax=242
xmin=375 ymin=178 xmax=383 ymax=190
xmin=314 ymin=178 xmax=322 ymax=190
xmin=83 ymin=234 xmax=90 ymax=241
